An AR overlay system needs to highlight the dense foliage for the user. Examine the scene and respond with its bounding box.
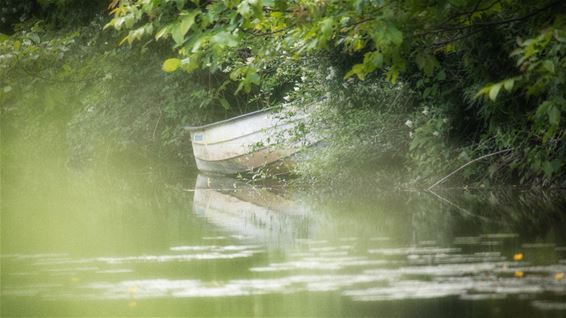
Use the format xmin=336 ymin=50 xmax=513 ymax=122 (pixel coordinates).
xmin=0 ymin=0 xmax=267 ymax=168
xmin=2 ymin=0 xmax=566 ymax=187
xmin=103 ymin=0 xmax=566 ymax=186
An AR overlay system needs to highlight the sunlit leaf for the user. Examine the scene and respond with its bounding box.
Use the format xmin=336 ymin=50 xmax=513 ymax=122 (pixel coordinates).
xmin=386 ymin=67 xmax=399 ymax=84
xmin=489 ymin=83 xmax=502 ymax=101
xmin=238 ymin=1 xmax=251 ymax=16
xmin=162 ymin=58 xmax=182 ymax=72
xmin=344 ymin=64 xmax=367 ymax=80
xmin=155 ymin=26 xmax=170 ymax=40
xmin=503 ymin=78 xmax=514 ymax=91
xmin=211 ymin=31 xmax=238 ymax=48
xmin=172 ymin=10 xmax=200 ymax=45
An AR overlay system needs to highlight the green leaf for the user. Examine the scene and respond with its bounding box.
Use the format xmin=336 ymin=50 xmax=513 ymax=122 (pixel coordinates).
xmin=536 ymin=101 xmax=551 ymax=118
xmin=29 ymin=33 xmax=40 ymax=44
xmin=415 ymin=52 xmax=438 ymax=76
xmin=489 ymin=83 xmax=502 ymax=101
xmin=176 ymin=0 xmax=186 ymax=10
xmin=0 ymin=33 xmax=9 ymax=42
xmin=542 ymin=60 xmax=555 ymax=73
xmin=219 ymin=97 xmax=230 ymax=109
xmin=475 ymin=86 xmax=490 ymax=99
xmin=320 ymin=17 xmax=333 ymax=34
xmin=180 ymin=56 xmax=199 ymax=73
xmin=191 ymin=35 xmax=210 ymax=53
xmin=503 ymin=78 xmax=514 ymax=91
xmin=211 ymin=31 xmax=238 ymax=48
xmin=172 ymin=10 xmax=199 ymax=45
xmin=548 ymin=105 xmax=560 ymax=126
xmin=364 ymin=51 xmax=383 ymax=70
xmin=155 ymin=26 xmax=170 ymax=40
xmin=124 ymin=15 xmax=135 ymax=29
xmin=318 ymin=17 xmax=334 ymax=46
xmin=387 ymin=26 xmax=403 ymax=46
xmin=229 ymin=67 xmax=243 ymax=81
xmin=344 ymin=64 xmax=367 ymax=80
xmin=543 ymin=159 xmax=561 ymax=177
xmin=386 ymin=67 xmax=399 ymax=84
xmin=238 ymin=1 xmax=251 ymax=16
xmin=247 ymin=71 xmax=260 ymax=84
xmin=162 ymin=58 xmax=182 ymax=72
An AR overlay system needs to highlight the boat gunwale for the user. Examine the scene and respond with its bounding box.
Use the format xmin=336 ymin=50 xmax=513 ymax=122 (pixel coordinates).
xmin=184 ymin=100 xmax=321 ymax=132
xmin=190 ymin=116 xmax=306 ymax=146
xmin=184 ymin=107 xmax=276 ymax=132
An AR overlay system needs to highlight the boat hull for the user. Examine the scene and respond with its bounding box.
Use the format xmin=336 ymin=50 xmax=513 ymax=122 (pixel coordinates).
xmin=186 ymin=108 xmax=309 ymax=174
xmin=193 ymin=147 xmax=297 ymax=175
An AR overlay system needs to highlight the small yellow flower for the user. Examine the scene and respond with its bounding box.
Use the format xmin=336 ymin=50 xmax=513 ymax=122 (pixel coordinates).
xmin=555 ymin=272 xmax=564 ymax=281
xmin=513 ymin=252 xmax=524 ymax=261
xmin=128 ymin=286 xmax=138 ymax=294
xmin=514 ymin=271 xmax=524 ymax=278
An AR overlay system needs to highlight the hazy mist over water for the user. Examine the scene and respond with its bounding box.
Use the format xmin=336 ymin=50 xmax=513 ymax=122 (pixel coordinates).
xmin=1 ymin=124 xmax=566 ymax=317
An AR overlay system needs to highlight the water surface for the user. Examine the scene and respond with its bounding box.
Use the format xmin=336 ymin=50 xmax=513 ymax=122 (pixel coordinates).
xmin=2 ymin=152 xmax=566 ymax=317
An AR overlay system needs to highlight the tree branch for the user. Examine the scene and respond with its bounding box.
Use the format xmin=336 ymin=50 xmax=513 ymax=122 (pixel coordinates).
xmin=240 ymin=24 xmax=294 ymax=37
xmin=416 ymin=0 xmax=561 ymax=37
xmin=426 ymin=148 xmax=513 ymax=190
xmin=430 ymin=28 xmax=484 ymax=47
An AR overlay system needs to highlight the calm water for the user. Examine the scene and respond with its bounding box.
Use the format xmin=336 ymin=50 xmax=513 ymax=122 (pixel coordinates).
xmin=2 ymin=153 xmax=566 ymax=317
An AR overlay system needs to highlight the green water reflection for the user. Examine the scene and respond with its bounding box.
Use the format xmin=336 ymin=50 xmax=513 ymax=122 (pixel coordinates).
xmin=2 ymin=149 xmax=566 ymax=317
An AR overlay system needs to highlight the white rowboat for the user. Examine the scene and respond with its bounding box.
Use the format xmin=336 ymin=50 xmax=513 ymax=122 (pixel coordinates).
xmin=185 ymin=108 xmax=309 ymax=174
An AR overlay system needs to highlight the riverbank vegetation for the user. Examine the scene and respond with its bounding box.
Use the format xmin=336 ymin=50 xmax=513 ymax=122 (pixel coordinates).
xmin=2 ymin=0 xmax=566 ymax=188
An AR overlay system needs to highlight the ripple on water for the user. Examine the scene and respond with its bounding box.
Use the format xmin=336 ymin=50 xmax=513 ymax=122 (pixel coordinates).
xmin=29 ymin=245 xmax=261 ymax=266
xmin=531 ymin=300 xmax=566 ymax=311
xmin=250 ymin=257 xmax=389 ymax=272
xmin=3 ymin=235 xmax=566 ymax=311
xmin=368 ymin=247 xmax=462 ymax=256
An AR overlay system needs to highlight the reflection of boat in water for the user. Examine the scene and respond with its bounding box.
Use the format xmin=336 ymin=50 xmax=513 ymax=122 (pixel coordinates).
xmin=192 ymin=174 xmax=312 ymax=243
xmin=185 ymin=108 xmax=312 ymax=175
